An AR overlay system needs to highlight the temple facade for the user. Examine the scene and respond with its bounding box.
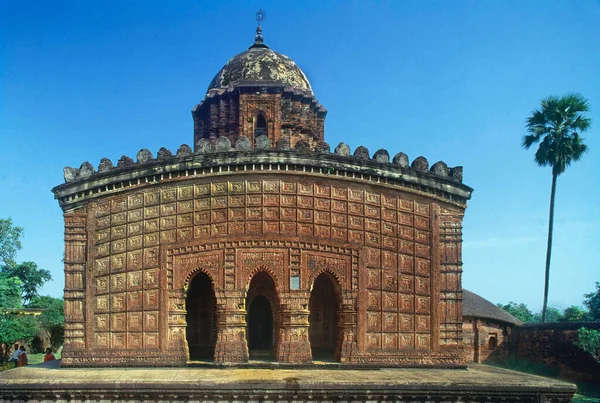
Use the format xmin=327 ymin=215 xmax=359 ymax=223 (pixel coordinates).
xmin=52 ymin=27 xmax=472 ymax=367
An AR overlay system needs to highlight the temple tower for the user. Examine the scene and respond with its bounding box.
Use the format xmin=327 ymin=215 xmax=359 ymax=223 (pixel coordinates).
xmin=192 ymin=26 xmax=327 ymax=150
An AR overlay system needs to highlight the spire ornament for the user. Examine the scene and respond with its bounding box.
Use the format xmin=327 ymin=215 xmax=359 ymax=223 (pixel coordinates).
xmin=250 ymin=9 xmax=269 ymax=49
xmin=256 ymin=9 xmax=265 ymax=26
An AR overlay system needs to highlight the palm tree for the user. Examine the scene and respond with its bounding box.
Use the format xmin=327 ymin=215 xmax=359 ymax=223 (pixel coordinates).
xmin=523 ymin=93 xmax=591 ymax=322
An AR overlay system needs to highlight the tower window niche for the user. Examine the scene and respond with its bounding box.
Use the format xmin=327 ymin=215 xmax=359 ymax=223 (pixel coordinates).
xmin=255 ymin=113 xmax=267 ymax=139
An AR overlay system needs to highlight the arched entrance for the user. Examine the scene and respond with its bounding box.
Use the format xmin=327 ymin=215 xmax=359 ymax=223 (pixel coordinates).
xmin=309 ymin=272 xmax=340 ymax=361
xmin=185 ymin=272 xmax=217 ymax=360
xmin=246 ymin=271 xmax=279 ymax=360
xmin=248 ymin=295 xmax=273 ymax=350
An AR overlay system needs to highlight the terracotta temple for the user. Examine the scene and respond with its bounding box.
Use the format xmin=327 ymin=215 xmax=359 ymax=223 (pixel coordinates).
xmin=52 ymin=26 xmax=473 ymax=367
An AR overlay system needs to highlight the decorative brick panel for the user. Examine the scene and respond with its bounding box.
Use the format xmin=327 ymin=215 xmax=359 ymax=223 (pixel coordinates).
xmin=55 ymin=174 xmax=468 ymax=366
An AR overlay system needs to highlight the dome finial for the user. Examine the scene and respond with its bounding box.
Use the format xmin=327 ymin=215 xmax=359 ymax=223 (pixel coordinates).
xmin=256 ymin=9 xmax=265 ymax=27
xmin=250 ymin=9 xmax=269 ymax=49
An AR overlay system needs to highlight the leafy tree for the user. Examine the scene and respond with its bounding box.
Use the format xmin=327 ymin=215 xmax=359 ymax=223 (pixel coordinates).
xmin=29 ymin=296 xmax=64 ymax=349
xmin=0 ymin=219 xmax=59 ymax=350
xmin=0 ymin=218 xmax=23 ymax=267
xmin=574 ymin=327 xmax=600 ymax=363
xmin=0 ymin=313 xmax=40 ymax=349
xmin=534 ymin=307 xmax=563 ymax=323
xmin=560 ymin=306 xmax=590 ymax=322
xmin=0 ymin=261 xmax=52 ymax=305
xmin=583 ymin=282 xmax=600 ymax=321
xmin=0 ymin=276 xmax=23 ymax=309
xmin=0 ymin=276 xmax=40 ymax=352
xmin=522 ymin=93 xmax=592 ymax=322
xmin=498 ymin=302 xmax=536 ymax=323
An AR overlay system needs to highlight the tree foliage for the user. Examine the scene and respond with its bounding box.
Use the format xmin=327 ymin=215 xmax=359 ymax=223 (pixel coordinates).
xmin=523 ymin=93 xmax=591 ymax=175
xmin=29 ymin=296 xmax=64 ymax=349
xmin=497 ymin=302 xmax=536 ymax=323
xmin=560 ymin=306 xmax=590 ymax=322
xmin=0 ymin=276 xmax=41 ymax=348
xmin=498 ymin=301 xmax=593 ymax=323
xmin=522 ymin=93 xmax=592 ymax=322
xmin=583 ymin=282 xmax=600 ymax=322
xmin=0 ymin=218 xmax=60 ymax=348
xmin=535 ymin=307 xmax=563 ymax=323
xmin=0 ymin=261 xmax=52 ymax=305
xmin=0 ymin=218 xmax=23 ymax=267
xmin=0 ymin=276 xmax=23 ymax=309
xmin=0 ymin=313 xmax=39 ymax=347
xmin=574 ymin=327 xmax=600 ymax=363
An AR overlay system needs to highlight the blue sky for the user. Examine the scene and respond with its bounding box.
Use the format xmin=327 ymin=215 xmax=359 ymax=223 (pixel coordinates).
xmin=1 ymin=1 xmax=598 ymax=312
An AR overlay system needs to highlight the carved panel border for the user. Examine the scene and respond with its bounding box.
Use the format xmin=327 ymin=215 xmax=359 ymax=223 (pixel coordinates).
xmin=164 ymin=237 xmax=361 ymax=354
xmin=164 ymin=237 xmax=360 ymax=293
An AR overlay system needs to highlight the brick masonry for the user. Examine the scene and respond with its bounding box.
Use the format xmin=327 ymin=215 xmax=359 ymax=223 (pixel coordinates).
xmin=55 ymin=168 xmax=469 ymax=366
xmin=495 ymin=322 xmax=600 ymax=383
xmin=193 ymin=88 xmax=326 ymax=150
xmin=53 ymin=36 xmax=473 ymax=367
xmin=463 ymin=317 xmax=514 ymax=363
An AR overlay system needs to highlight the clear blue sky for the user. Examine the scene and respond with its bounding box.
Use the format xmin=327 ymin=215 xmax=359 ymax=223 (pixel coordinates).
xmin=1 ymin=1 xmax=598 ymax=312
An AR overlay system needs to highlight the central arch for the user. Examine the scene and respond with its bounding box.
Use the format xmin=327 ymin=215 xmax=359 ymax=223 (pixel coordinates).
xmin=246 ymin=271 xmax=279 ymax=360
xmin=185 ymin=272 xmax=217 ymax=361
xmin=248 ymin=295 xmax=273 ymax=350
xmin=309 ymin=272 xmax=340 ymax=361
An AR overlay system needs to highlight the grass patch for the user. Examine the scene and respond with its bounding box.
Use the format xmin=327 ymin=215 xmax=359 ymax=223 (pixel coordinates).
xmin=488 ymin=358 xmax=600 ymax=401
xmin=488 ymin=357 xmax=560 ymax=378
xmin=572 ymin=394 xmax=599 ymax=403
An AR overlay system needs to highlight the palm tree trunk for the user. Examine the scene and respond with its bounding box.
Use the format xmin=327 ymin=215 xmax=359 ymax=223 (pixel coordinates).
xmin=541 ymin=170 xmax=558 ymax=322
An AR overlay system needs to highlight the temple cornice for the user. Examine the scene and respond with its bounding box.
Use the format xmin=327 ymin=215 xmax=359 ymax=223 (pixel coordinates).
xmin=52 ymin=137 xmax=472 ymax=211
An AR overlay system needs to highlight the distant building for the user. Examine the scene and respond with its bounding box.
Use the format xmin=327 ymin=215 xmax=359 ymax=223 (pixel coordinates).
xmin=52 ymin=26 xmax=473 ymax=367
xmin=462 ymin=289 xmax=522 ymax=363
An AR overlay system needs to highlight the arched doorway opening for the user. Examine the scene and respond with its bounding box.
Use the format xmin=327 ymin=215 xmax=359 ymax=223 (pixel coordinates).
xmin=185 ymin=272 xmax=217 ymax=361
xmin=488 ymin=336 xmax=497 ymax=351
xmin=309 ymin=272 xmax=340 ymax=361
xmin=246 ymin=271 xmax=279 ymax=360
xmin=254 ymin=113 xmax=267 ymax=139
xmin=248 ymin=295 xmax=273 ymax=350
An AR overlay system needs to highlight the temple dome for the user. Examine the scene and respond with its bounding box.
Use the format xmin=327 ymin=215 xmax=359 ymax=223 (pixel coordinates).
xmin=207 ymin=45 xmax=313 ymax=94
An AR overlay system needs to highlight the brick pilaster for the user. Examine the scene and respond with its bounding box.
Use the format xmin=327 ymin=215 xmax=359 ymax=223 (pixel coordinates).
xmin=61 ymin=209 xmax=87 ymax=364
xmin=276 ymin=291 xmax=312 ymax=363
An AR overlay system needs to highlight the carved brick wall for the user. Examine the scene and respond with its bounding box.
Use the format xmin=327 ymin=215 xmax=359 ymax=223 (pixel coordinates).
xmin=63 ymin=173 xmax=466 ymax=366
xmin=61 ymin=209 xmax=87 ymax=365
xmin=438 ymin=206 xmax=464 ymax=349
xmin=193 ymin=90 xmax=325 ymax=149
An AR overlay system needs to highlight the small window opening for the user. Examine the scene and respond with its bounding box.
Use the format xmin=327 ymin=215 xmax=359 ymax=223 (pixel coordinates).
xmin=255 ymin=114 xmax=267 ymax=138
xmin=488 ymin=336 xmax=497 ymax=350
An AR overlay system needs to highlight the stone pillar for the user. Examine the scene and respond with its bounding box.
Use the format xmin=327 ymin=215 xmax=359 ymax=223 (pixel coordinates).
xmin=61 ymin=209 xmax=87 ymax=365
xmin=276 ymin=291 xmax=312 ymax=363
xmin=338 ymin=291 xmax=358 ymax=363
xmin=213 ymin=290 xmax=249 ymax=363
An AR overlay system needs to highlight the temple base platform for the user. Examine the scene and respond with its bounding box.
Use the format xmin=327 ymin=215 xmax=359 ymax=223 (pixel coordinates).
xmin=0 ymin=360 xmax=575 ymax=402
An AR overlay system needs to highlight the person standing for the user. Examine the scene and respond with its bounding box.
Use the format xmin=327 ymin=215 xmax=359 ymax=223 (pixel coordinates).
xmin=16 ymin=346 xmax=28 ymax=367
